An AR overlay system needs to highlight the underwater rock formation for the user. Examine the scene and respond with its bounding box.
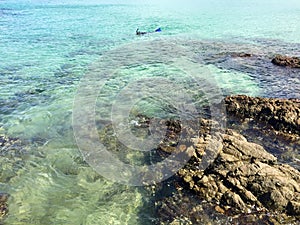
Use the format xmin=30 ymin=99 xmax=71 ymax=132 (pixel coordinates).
xmin=0 ymin=134 xmax=26 ymax=221
xmin=0 ymin=193 xmax=8 ymax=220
xmin=156 ymin=112 xmax=300 ymax=224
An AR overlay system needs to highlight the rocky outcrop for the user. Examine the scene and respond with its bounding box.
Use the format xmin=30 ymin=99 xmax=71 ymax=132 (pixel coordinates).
xmin=157 ymin=190 xmax=297 ymax=225
xmin=224 ymin=95 xmax=300 ymax=137
xmin=179 ymin=127 xmax=300 ymax=214
xmin=271 ymin=55 xmax=300 ymax=68
xmin=157 ymin=191 xmax=229 ymax=225
xmin=156 ymin=118 xmax=300 ymax=223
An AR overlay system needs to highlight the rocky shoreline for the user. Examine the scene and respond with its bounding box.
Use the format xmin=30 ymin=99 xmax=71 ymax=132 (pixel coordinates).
xmin=155 ymin=96 xmax=300 ymax=224
xmin=1 ymin=95 xmax=299 ymax=224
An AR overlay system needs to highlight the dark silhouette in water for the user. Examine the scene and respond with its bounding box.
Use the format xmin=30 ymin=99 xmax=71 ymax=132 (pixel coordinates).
xmin=136 ymin=28 xmax=147 ymax=35
xmin=136 ymin=27 xmax=162 ymax=35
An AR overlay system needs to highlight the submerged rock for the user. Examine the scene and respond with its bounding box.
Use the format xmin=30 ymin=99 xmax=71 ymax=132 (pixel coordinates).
xmin=0 ymin=134 xmax=26 ymax=182
xmin=157 ymin=189 xmax=297 ymax=225
xmin=0 ymin=193 xmax=9 ymax=220
xmin=157 ymin=191 xmax=228 ymax=225
xmin=0 ymin=134 xmax=22 ymax=154
xmin=224 ymin=95 xmax=300 ymax=137
xmin=230 ymin=52 xmax=252 ymax=58
xmin=271 ymin=55 xmax=300 ymax=68
xmin=0 ymin=133 xmax=26 ymax=221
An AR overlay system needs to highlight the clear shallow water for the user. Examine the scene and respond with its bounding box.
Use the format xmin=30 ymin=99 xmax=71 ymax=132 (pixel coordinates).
xmin=0 ymin=1 xmax=300 ymax=224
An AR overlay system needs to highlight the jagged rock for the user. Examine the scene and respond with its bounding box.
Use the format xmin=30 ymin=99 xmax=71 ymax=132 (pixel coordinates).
xmin=271 ymin=55 xmax=300 ymax=68
xmin=155 ymin=118 xmax=300 ymax=223
xmin=224 ymin=95 xmax=300 ymax=137
xmin=155 ymin=95 xmax=300 ymax=224
xmin=156 ymin=118 xmax=300 ymax=223
xmin=156 ymin=184 xmax=297 ymax=225
xmin=177 ymin=121 xmax=300 ymax=219
xmin=157 ymin=191 xmax=228 ymax=225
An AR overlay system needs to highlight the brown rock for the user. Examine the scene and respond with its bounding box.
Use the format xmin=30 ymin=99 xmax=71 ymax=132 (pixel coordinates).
xmin=178 ymin=124 xmax=300 ymax=217
xmin=224 ymin=95 xmax=300 ymax=136
xmin=215 ymin=205 xmax=225 ymax=214
xmin=156 ymin=117 xmax=300 ymax=224
xmin=271 ymin=54 xmax=300 ymax=68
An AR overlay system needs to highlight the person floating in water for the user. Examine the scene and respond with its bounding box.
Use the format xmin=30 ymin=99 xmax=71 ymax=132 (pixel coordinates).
xmin=136 ymin=28 xmax=147 ymax=35
xmin=136 ymin=27 xmax=162 ymax=35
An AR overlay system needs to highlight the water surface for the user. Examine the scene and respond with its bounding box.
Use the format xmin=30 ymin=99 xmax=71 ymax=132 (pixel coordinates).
xmin=0 ymin=1 xmax=299 ymax=224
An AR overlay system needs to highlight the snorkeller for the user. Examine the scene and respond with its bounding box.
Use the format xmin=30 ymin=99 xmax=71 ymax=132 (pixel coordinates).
xmin=136 ymin=28 xmax=147 ymax=35
xmin=136 ymin=27 xmax=162 ymax=35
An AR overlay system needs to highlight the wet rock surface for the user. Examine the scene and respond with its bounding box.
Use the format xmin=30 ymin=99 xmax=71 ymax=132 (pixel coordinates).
xmin=157 ymin=189 xmax=298 ymax=225
xmin=182 ymin=129 xmax=299 ymax=213
xmin=271 ymin=55 xmax=300 ymax=68
xmin=157 ymin=190 xmax=228 ymax=225
xmin=224 ymin=95 xmax=300 ymax=138
xmin=155 ymin=117 xmax=300 ymax=224
xmin=226 ymin=115 xmax=300 ymax=171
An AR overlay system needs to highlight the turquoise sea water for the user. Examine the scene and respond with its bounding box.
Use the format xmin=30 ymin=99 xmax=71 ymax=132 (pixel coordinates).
xmin=0 ymin=0 xmax=300 ymax=224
